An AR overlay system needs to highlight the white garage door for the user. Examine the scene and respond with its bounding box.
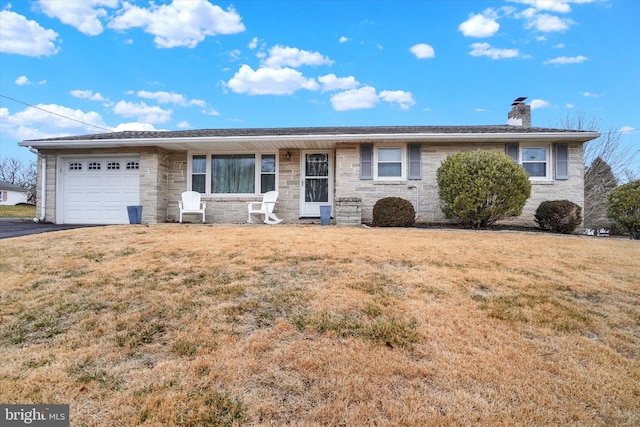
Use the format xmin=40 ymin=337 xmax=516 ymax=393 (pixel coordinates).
xmin=61 ymin=157 xmax=140 ymax=224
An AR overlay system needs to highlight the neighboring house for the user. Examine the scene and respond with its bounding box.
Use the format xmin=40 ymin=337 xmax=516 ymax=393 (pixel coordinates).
xmin=0 ymin=180 xmax=28 ymax=206
xmin=19 ymin=99 xmax=599 ymax=226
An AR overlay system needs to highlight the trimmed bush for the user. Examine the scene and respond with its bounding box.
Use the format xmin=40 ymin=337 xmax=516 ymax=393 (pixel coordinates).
xmin=534 ymin=200 xmax=582 ymax=234
xmin=607 ymin=180 xmax=640 ymax=239
xmin=436 ymin=150 xmax=531 ymax=228
xmin=373 ymin=197 xmax=415 ymax=227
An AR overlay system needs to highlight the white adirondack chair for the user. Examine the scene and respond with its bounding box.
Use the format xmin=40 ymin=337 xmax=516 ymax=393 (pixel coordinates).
xmin=247 ymin=191 xmax=283 ymax=225
xmin=179 ymin=191 xmax=206 ymax=223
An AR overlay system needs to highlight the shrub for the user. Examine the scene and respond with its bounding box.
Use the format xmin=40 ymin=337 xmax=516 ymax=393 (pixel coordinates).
xmin=436 ymin=150 xmax=531 ymax=228
xmin=534 ymin=200 xmax=582 ymax=234
xmin=607 ymin=180 xmax=640 ymax=239
xmin=373 ymin=197 xmax=415 ymax=227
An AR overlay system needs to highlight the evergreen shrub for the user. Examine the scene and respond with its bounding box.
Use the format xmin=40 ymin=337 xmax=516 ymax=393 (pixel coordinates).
xmin=373 ymin=197 xmax=415 ymax=227
xmin=436 ymin=150 xmax=531 ymax=228
xmin=607 ymin=180 xmax=640 ymax=239
xmin=534 ymin=200 xmax=582 ymax=234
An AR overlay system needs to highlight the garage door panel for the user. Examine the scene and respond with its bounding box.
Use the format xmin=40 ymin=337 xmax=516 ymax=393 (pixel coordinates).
xmin=62 ymin=158 xmax=140 ymax=224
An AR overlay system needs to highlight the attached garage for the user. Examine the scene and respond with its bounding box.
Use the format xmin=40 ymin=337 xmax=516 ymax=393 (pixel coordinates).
xmin=58 ymin=156 xmax=140 ymax=224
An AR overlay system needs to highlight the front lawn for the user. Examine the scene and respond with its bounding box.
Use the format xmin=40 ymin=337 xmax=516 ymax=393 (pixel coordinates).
xmin=0 ymin=204 xmax=36 ymax=218
xmin=0 ymin=225 xmax=638 ymax=425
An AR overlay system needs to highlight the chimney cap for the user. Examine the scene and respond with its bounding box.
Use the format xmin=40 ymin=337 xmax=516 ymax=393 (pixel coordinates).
xmin=512 ymin=96 xmax=527 ymax=105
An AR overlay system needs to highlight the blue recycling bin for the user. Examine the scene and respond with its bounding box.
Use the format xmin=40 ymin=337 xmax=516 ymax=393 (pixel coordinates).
xmin=127 ymin=206 xmax=143 ymax=224
xmin=320 ymin=205 xmax=331 ymax=226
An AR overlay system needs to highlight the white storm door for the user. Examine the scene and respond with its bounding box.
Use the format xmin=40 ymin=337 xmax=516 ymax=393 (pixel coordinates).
xmin=300 ymin=151 xmax=332 ymax=217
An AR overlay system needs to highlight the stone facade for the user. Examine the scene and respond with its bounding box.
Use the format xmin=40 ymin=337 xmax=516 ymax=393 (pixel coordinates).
xmin=335 ymin=141 xmax=585 ymax=226
xmin=34 ymin=140 xmax=585 ymax=227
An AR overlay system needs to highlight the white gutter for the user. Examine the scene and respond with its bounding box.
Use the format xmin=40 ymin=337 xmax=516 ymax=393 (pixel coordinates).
xmin=19 ymin=131 xmax=601 ymax=149
xmin=28 ymin=146 xmax=46 ymax=222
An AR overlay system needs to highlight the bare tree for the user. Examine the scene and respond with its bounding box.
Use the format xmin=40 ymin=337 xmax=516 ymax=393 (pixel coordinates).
xmin=0 ymin=157 xmax=37 ymax=203
xmin=558 ymin=112 xmax=638 ymax=230
xmin=558 ymin=112 xmax=638 ymax=181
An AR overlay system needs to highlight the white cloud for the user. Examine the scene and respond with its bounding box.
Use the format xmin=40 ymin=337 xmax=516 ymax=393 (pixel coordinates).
xmin=330 ymin=87 xmax=379 ymax=111
xmin=226 ymin=65 xmax=319 ymax=95
xmin=525 ymin=13 xmax=573 ymax=32
xmin=469 ymin=42 xmax=521 ymax=59
xmin=318 ymin=74 xmax=359 ymax=92
xmin=248 ymin=36 xmax=258 ymax=49
xmin=582 ymin=91 xmax=601 ymax=97
xmin=202 ymin=108 xmax=221 ymax=116
xmin=339 ymin=36 xmax=348 ymax=43
xmin=410 ymin=43 xmax=435 ymax=59
xmin=530 ymin=98 xmax=551 ymax=109
xmin=14 ymin=76 xmax=47 ymax=86
xmin=544 ymin=55 xmax=587 ymax=64
xmin=70 ymin=90 xmax=107 ymax=101
xmin=190 ymin=99 xmax=207 ymax=108
xmin=509 ymin=0 xmax=573 ymax=13
xmin=566 ymin=103 xmax=575 ymax=108
xmin=0 ymin=104 xmax=108 ymax=142
xmin=37 ymin=0 xmax=117 ymax=36
xmin=0 ymin=10 xmax=59 ymax=56
xmin=137 ymin=90 xmax=187 ymax=105
xmin=108 ymin=0 xmax=245 ymax=48
xmin=111 ymin=122 xmax=162 ymax=132
xmin=262 ymin=45 xmax=334 ymax=69
xmin=229 ymin=48 xmax=242 ymax=61
xmin=112 ymin=100 xmax=172 ymax=123
xmin=619 ymin=126 xmax=635 ymax=134
xmin=459 ymin=9 xmax=500 ymax=37
xmin=379 ymin=90 xmax=416 ymax=110
xmin=177 ymin=121 xmax=190 ymax=129
xmin=15 ymin=76 xmax=29 ymax=86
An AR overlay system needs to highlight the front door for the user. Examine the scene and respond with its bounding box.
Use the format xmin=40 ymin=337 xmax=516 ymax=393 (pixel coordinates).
xmin=300 ymin=151 xmax=332 ymax=217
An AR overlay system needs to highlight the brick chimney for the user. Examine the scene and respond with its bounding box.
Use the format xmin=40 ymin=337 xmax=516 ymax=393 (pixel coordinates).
xmin=507 ymin=97 xmax=531 ymax=127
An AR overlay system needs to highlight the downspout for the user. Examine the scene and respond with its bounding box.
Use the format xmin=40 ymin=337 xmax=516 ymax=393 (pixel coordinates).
xmin=407 ymin=185 xmax=419 ymax=219
xmin=28 ymin=146 xmax=45 ymax=222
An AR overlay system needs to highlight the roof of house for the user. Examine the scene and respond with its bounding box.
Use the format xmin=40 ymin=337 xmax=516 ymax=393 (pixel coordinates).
xmin=23 ymin=125 xmax=595 ymax=141
xmin=0 ymin=179 xmax=27 ymax=192
xmin=19 ymin=125 xmax=600 ymax=152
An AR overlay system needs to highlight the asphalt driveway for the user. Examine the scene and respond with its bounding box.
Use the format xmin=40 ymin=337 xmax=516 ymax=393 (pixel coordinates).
xmin=0 ymin=219 xmax=103 ymax=239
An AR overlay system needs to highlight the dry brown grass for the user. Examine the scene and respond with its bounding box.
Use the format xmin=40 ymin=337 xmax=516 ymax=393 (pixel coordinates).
xmin=0 ymin=225 xmax=638 ymax=426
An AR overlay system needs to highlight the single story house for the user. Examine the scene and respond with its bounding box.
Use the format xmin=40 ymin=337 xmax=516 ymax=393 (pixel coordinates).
xmin=0 ymin=180 xmax=29 ymax=206
xmin=19 ymin=99 xmax=599 ymax=226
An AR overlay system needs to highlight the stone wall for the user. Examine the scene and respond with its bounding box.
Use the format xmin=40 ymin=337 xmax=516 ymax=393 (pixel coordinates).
xmin=335 ymin=142 xmax=585 ymax=226
xmin=166 ymin=150 xmax=303 ymax=224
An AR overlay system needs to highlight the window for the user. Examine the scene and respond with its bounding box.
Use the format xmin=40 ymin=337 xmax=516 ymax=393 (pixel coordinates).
xmin=212 ymin=154 xmax=255 ymax=193
xmin=192 ymin=155 xmax=206 ymax=193
xmin=189 ymin=153 xmax=277 ymax=194
xmin=69 ymin=162 xmax=82 ymax=171
xmin=377 ymin=148 xmax=403 ymax=178
xmin=360 ymin=144 xmax=419 ymax=181
xmin=107 ymin=162 xmax=121 ymax=170
xmin=88 ymin=162 xmax=101 ymax=171
xmin=260 ymin=154 xmax=276 ymax=193
xmin=522 ymin=147 xmax=547 ymax=177
xmin=505 ymin=143 xmax=553 ymax=180
xmin=126 ymin=161 xmax=140 ymax=170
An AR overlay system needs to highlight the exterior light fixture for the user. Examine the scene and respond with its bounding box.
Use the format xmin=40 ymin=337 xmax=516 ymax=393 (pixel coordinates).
xmin=285 ymin=151 xmax=291 ymax=160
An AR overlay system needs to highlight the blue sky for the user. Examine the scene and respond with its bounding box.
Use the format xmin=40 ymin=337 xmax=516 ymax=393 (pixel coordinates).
xmin=1 ymin=0 xmax=638 ymax=175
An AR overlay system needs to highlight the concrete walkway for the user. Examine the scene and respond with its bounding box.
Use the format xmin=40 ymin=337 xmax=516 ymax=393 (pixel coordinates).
xmin=0 ymin=218 xmax=103 ymax=239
